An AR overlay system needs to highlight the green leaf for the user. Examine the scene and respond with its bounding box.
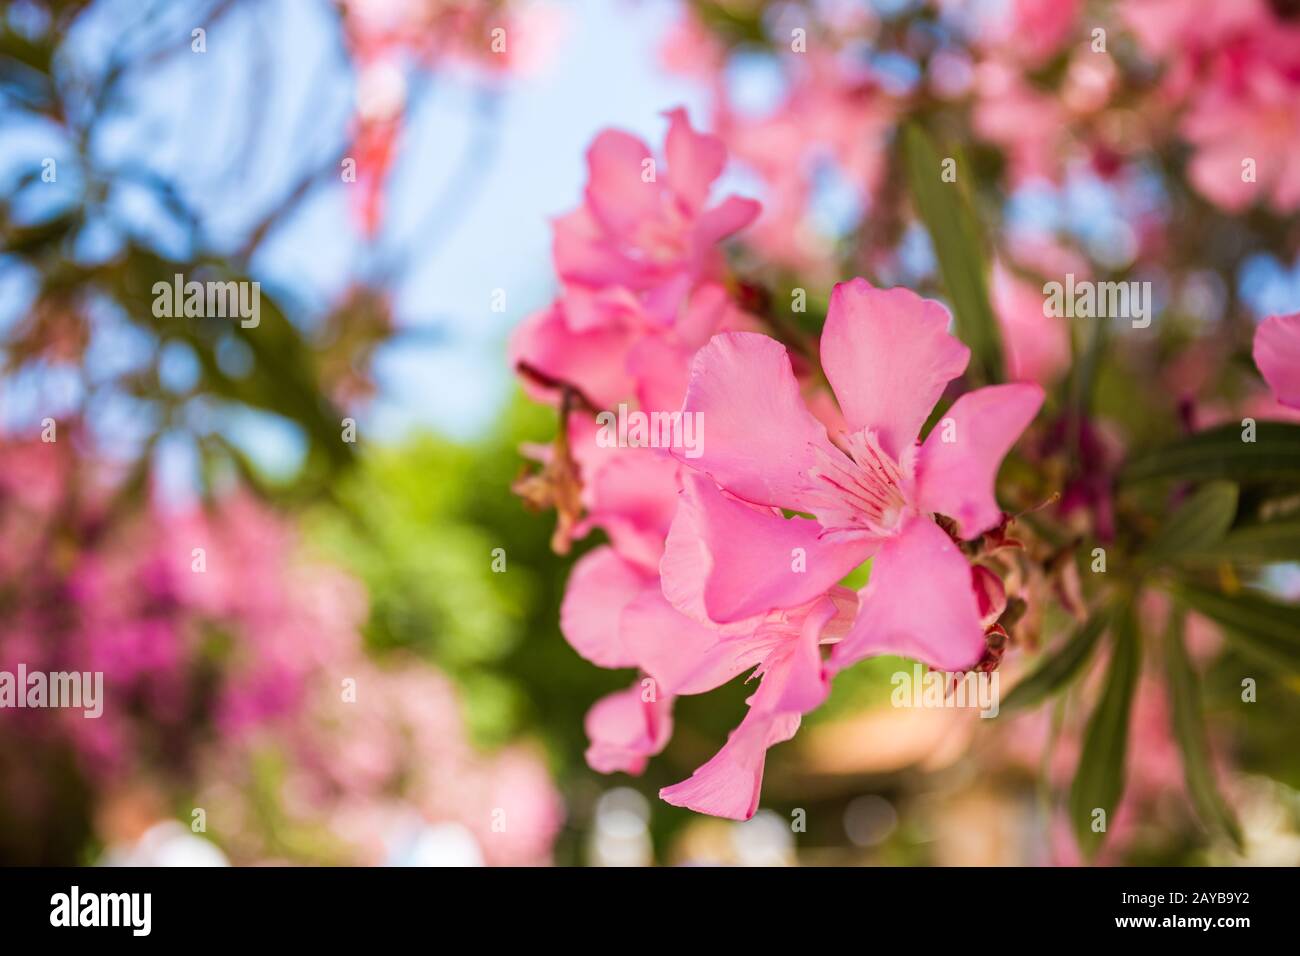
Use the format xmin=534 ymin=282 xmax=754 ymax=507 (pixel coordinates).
xmin=1141 ymin=481 xmax=1238 ymax=562
xmin=1180 ymin=517 xmax=1300 ymax=565
xmin=1069 ymin=601 xmax=1141 ymax=858
xmin=1164 ymin=607 xmax=1244 ymax=850
xmin=1172 ymin=581 xmax=1300 ymax=675
xmin=1122 ymin=422 xmax=1300 ymax=485
xmin=1001 ymin=610 xmax=1109 ymax=714
xmin=902 ymin=124 xmax=1003 ymax=384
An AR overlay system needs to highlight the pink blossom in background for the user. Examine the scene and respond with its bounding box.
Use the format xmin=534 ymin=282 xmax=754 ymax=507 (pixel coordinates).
xmin=715 ymin=56 xmax=897 ymax=274
xmin=992 ymin=263 xmax=1071 ymax=385
xmin=1002 ymin=0 xmax=1082 ymax=66
xmin=0 ymin=437 xmax=361 ymax=779
xmin=942 ymin=0 xmax=1081 ymax=68
xmin=0 ymin=434 xmax=561 ymax=865
xmin=1254 ymin=312 xmax=1300 ymax=410
xmin=199 ymin=662 xmax=563 ymax=866
xmin=1119 ymin=0 xmax=1274 ymax=63
xmin=972 ymin=60 xmax=1073 ymax=186
xmin=342 ymin=0 xmax=564 ymax=79
xmin=1120 ymin=0 xmax=1300 ymax=214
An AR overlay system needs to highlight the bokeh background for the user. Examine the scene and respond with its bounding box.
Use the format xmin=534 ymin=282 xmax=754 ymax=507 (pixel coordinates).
xmin=3 ymin=0 xmax=1299 ymax=866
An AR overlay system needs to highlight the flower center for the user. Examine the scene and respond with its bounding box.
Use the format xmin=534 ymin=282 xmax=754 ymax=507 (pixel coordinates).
xmin=806 ymin=429 xmax=912 ymax=538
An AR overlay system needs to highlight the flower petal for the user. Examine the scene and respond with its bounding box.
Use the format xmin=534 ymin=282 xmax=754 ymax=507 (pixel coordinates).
xmin=584 ymin=682 xmax=674 ymax=775
xmin=622 ymin=587 xmax=768 ymax=696
xmin=1254 ymin=312 xmax=1300 ymax=410
xmin=626 ymin=335 xmax=691 ymax=414
xmin=660 ymin=473 xmax=875 ymax=623
xmin=694 ymin=195 xmax=762 ymax=248
xmin=675 ymin=331 xmax=839 ymax=510
xmin=914 ymin=382 xmax=1044 ymax=539
xmin=584 ymin=130 xmax=658 ymax=237
xmin=552 ymin=208 xmax=640 ymax=287
xmin=664 ymin=107 xmax=726 ymax=214
xmin=766 ymin=595 xmax=841 ymax=714
xmin=821 ymin=279 xmax=970 ymax=459
xmin=509 ymin=304 xmax=636 ymax=409
xmin=569 ymin=431 xmax=680 ymax=571
xmin=659 ymin=708 xmax=800 ymax=820
xmin=560 ymin=546 xmax=649 ymax=668
xmin=830 ymin=515 xmax=986 ymax=673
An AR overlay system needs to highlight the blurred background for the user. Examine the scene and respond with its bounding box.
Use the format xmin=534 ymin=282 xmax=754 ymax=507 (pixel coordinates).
xmin=2 ymin=0 xmax=1299 ymax=866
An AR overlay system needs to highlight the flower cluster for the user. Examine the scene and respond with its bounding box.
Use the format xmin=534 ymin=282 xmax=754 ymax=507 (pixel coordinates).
xmin=513 ymin=111 xmax=1046 ymax=819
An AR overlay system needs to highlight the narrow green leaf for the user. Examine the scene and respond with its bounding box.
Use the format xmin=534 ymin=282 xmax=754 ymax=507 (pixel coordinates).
xmin=902 ymin=124 xmax=1003 ymax=384
xmin=1164 ymin=607 xmax=1244 ymax=849
xmin=1122 ymin=422 xmax=1300 ymax=485
xmin=1141 ymin=481 xmax=1238 ymax=562
xmin=1001 ymin=610 xmax=1109 ymax=714
xmin=1172 ymin=581 xmax=1300 ymax=675
xmin=1069 ymin=601 xmax=1141 ymax=858
xmin=1180 ymin=517 xmax=1300 ymax=565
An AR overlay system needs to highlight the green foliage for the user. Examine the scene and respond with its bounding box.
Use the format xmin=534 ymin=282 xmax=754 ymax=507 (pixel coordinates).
xmin=1173 ymin=581 xmax=1300 ymax=676
xmin=1178 ymin=517 xmax=1300 ymax=565
xmin=1164 ymin=608 xmax=1243 ymax=849
xmin=1122 ymin=422 xmax=1300 ymax=485
xmin=1070 ymin=600 xmax=1141 ymax=857
xmin=304 ymin=397 xmax=623 ymax=757
xmin=902 ymin=124 xmax=1004 ymax=384
xmin=1002 ymin=610 xmax=1110 ymax=714
xmin=1140 ymin=481 xmax=1239 ymax=564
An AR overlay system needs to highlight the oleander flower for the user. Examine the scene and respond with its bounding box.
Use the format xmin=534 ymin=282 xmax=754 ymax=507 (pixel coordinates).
xmin=562 ymin=543 xmax=859 ymax=819
xmin=664 ymin=279 xmax=1043 ymax=677
xmin=1254 ymin=312 xmax=1300 ymax=410
xmin=512 ymin=108 xmax=760 ymax=413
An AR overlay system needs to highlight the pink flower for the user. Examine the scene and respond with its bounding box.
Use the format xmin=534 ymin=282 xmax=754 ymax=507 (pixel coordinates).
xmin=1123 ymin=0 xmax=1300 ymax=214
xmin=568 ymin=423 xmax=681 ymax=570
xmin=654 ymin=588 xmax=857 ymax=820
xmin=972 ymin=60 xmax=1069 ymax=184
xmin=992 ymin=262 xmax=1070 ymax=384
xmin=664 ymin=279 xmax=1043 ymax=677
xmin=583 ymin=680 xmax=674 ymax=775
xmin=562 ymin=543 xmax=859 ymax=819
xmin=511 ymin=109 xmax=760 ymax=412
xmin=1121 ymin=0 xmax=1272 ymax=61
xmin=552 ymin=108 xmax=759 ymax=321
xmin=717 ymin=57 xmax=896 ymax=273
xmin=1181 ymin=57 xmax=1300 ymax=214
xmin=560 ymin=280 xmax=1041 ymax=820
xmin=512 ymin=282 xmax=756 ymax=413
xmin=559 ymin=547 xmax=678 ymax=778
xmin=1254 ymin=312 xmax=1300 ymax=410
